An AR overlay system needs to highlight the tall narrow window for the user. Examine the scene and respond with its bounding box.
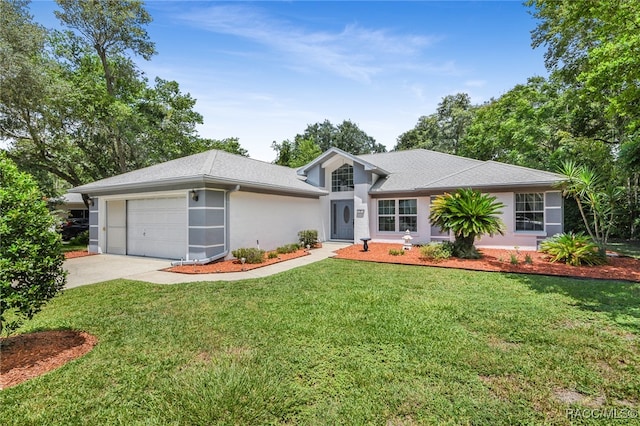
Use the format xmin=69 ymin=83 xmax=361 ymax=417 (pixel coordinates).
xmin=331 ymin=164 xmax=354 ymax=192
xmin=515 ymin=193 xmax=544 ymax=231
xmin=399 ymin=199 xmax=418 ymax=232
xmin=378 ymin=200 xmax=395 ymax=231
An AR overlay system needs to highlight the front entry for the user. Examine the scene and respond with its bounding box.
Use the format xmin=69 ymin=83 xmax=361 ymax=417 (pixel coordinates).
xmin=331 ymin=200 xmax=354 ymax=240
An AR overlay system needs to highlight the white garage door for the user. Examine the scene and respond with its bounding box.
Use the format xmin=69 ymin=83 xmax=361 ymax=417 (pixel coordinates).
xmin=127 ymin=197 xmax=187 ymax=259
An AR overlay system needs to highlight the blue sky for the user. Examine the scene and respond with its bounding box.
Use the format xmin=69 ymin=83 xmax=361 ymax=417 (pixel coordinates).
xmin=29 ymin=1 xmax=548 ymax=161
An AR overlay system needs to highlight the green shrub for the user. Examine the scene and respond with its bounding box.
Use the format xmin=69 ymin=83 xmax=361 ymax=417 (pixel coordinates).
xmin=1 ymin=155 xmax=66 ymax=335
xmin=388 ymin=249 xmax=405 ymax=256
xmin=267 ymin=252 xmax=278 ymax=259
xmin=276 ymin=243 xmax=300 ymax=254
xmin=70 ymin=230 xmax=89 ymax=246
xmin=420 ymin=241 xmax=454 ymax=261
xmin=298 ymin=230 xmax=318 ymax=247
xmin=540 ymin=233 xmax=606 ymax=266
xmin=429 ymin=188 xmax=504 ymax=259
xmin=509 ymin=253 xmax=519 ymax=265
xmin=231 ymin=248 xmax=265 ymax=264
xmin=524 ymin=254 xmax=533 ymax=264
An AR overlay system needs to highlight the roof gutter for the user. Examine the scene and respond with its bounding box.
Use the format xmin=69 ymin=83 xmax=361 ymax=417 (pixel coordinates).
xmin=70 ymin=175 xmax=326 ymax=198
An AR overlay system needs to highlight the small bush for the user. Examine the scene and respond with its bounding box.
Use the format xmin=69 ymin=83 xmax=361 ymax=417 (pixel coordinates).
xmin=420 ymin=241 xmax=454 ymax=261
xmin=388 ymin=249 xmax=405 ymax=256
xmin=539 ymin=233 xmax=606 ymax=266
xmin=276 ymin=243 xmax=300 ymax=254
xmin=267 ymin=252 xmax=278 ymax=259
xmin=524 ymin=254 xmax=533 ymax=265
xmin=70 ymin=230 xmax=89 ymax=246
xmin=231 ymin=247 xmax=265 ymax=264
xmin=509 ymin=253 xmax=519 ymax=265
xmin=298 ymin=230 xmax=318 ymax=247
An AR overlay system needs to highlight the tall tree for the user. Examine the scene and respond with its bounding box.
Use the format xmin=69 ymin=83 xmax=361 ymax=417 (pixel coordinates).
xmin=529 ymin=0 xmax=640 ymax=238
xmin=273 ymin=119 xmax=384 ymax=165
xmin=2 ymin=1 xmax=243 ymax=196
xmin=272 ymin=138 xmax=321 ymax=168
xmin=0 ymin=0 xmax=85 ymax=193
xmin=394 ymin=93 xmax=476 ymax=154
xmin=529 ymin=0 xmax=640 ymax=132
xmin=54 ymin=0 xmax=155 ymax=97
xmin=299 ymin=119 xmax=386 ymax=154
xmin=54 ymin=0 xmax=156 ymax=173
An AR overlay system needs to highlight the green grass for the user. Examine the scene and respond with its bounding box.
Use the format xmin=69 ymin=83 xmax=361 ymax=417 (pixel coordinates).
xmin=61 ymin=241 xmax=87 ymax=253
xmin=2 ymin=259 xmax=639 ymax=425
xmin=608 ymin=240 xmax=640 ymax=259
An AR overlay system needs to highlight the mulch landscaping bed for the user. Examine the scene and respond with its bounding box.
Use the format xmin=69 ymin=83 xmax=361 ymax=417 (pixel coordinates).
xmin=167 ymin=249 xmax=311 ymax=274
xmin=64 ymin=250 xmax=96 ymax=259
xmin=334 ymin=243 xmax=640 ymax=282
xmin=0 ymin=330 xmax=97 ymax=390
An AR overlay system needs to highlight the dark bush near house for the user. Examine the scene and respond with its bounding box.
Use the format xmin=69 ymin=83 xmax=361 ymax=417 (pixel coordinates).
xmin=539 ymin=233 xmax=606 ymax=266
xmin=419 ymin=241 xmax=454 ymax=261
xmin=0 ymin=155 xmax=66 ymax=335
xmin=267 ymin=252 xmax=278 ymax=259
xmin=298 ymin=230 xmax=318 ymax=247
xmin=69 ymin=230 xmax=90 ymax=246
xmin=276 ymin=243 xmax=300 ymax=254
xmin=231 ymin=248 xmax=265 ymax=264
xmin=388 ymin=248 xmax=405 ymax=256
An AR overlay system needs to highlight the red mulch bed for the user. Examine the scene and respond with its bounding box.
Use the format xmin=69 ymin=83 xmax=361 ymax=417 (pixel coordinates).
xmin=167 ymin=249 xmax=311 ymax=274
xmin=0 ymin=330 xmax=97 ymax=389
xmin=334 ymin=243 xmax=640 ymax=282
xmin=64 ymin=250 xmax=96 ymax=259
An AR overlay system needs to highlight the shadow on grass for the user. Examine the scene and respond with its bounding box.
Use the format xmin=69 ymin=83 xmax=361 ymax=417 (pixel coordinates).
xmin=608 ymin=240 xmax=640 ymax=259
xmin=515 ymin=273 xmax=640 ymax=335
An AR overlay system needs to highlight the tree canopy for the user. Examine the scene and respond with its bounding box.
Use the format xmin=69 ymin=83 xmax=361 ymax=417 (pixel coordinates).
xmin=395 ymin=93 xmax=476 ymax=154
xmin=0 ymin=0 xmax=246 ymax=196
xmin=273 ymin=119 xmax=384 ymax=167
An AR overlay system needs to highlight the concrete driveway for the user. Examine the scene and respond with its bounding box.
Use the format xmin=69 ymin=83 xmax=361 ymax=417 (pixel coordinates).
xmin=64 ymin=242 xmax=350 ymax=288
xmin=64 ymin=254 xmax=172 ymax=288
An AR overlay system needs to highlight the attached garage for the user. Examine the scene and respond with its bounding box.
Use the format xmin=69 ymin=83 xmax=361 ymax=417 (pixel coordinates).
xmin=126 ymin=197 xmax=187 ymax=259
xmin=70 ymin=149 xmax=328 ymax=262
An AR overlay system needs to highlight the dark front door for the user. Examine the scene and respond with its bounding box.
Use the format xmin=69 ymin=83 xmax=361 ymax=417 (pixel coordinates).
xmin=331 ymin=200 xmax=354 ymax=240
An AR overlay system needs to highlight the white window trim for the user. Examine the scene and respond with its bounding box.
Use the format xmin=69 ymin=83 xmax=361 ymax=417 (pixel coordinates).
xmin=514 ymin=192 xmax=545 ymax=234
xmin=377 ymin=199 xmax=418 ymax=233
xmin=331 ymin=164 xmax=354 ymax=192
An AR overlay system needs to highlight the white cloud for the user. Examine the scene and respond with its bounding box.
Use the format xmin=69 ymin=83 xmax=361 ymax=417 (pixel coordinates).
xmin=464 ymin=79 xmax=487 ymax=88
xmin=178 ymin=4 xmax=440 ymax=83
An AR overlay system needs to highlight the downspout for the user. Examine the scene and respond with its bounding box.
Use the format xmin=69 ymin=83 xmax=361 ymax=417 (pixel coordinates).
xmin=170 ymin=185 xmax=240 ymax=266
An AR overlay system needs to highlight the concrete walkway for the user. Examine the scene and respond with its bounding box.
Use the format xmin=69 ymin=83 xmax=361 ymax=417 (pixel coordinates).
xmin=64 ymin=242 xmax=350 ymax=288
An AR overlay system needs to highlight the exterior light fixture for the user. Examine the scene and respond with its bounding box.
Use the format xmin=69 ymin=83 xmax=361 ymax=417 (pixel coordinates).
xmin=190 ymin=189 xmax=199 ymax=202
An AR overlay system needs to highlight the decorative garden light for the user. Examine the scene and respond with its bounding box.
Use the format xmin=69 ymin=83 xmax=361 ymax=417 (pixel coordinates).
xmin=402 ymin=229 xmax=413 ymax=250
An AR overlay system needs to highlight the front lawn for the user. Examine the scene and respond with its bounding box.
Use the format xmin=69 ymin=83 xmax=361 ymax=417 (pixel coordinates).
xmin=1 ymin=260 xmax=639 ymax=425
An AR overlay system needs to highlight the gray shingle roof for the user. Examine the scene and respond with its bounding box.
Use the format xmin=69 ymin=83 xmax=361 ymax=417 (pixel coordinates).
xmin=356 ymin=149 xmax=563 ymax=193
xmin=71 ymin=150 xmax=327 ymax=196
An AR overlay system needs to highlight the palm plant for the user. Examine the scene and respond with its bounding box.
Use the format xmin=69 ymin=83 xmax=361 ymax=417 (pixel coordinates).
xmin=556 ymin=161 xmax=620 ymax=252
xmin=429 ymin=188 xmax=505 ymax=258
xmin=540 ymin=233 xmax=606 ymax=266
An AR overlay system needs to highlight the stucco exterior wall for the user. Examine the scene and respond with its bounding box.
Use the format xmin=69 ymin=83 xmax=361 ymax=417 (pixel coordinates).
xmin=367 ymin=190 xmax=563 ymax=251
xmin=228 ymin=191 xmax=324 ymax=254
